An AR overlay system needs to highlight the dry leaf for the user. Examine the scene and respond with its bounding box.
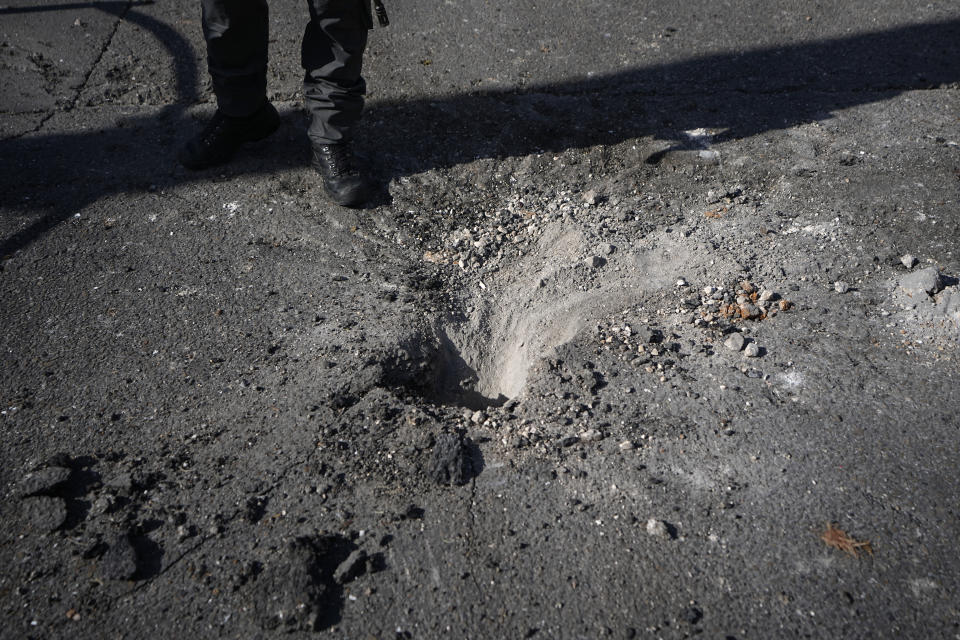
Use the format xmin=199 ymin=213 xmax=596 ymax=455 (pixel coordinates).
xmin=821 ymin=522 xmax=872 ymax=557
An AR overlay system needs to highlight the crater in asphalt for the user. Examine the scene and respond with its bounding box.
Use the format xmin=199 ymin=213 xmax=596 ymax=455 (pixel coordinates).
xmin=424 ymin=328 xmax=510 ymax=410
xmin=403 ymin=222 xmax=667 ymax=409
xmin=390 ymin=312 xmax=541 ymax=410
xmin=411 ymin=294 xmax=586 ymax=410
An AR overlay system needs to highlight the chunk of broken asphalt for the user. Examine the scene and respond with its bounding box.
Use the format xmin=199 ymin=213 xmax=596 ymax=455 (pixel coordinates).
xmin=17 ymin=466 xmax=71 ymax=497
xmin=21 ymin=496 xmax=67 ymax=532
xmin=253 ymin=535 xmax=351 ymax=631
xmin=682 ymin=606 xmax=703 ymax=624
xmin=100 ymin=534 xmax=138 ymax=580
xmin=429 ymin=432 xmax=472 ymax=485
xmin=899 ymin=266 xmax=942 ymax=296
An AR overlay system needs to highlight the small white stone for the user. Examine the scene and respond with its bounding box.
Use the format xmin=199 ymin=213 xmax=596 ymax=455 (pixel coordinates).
xmin=598 ymin=243 xmax=616 ymax=255
xmin=900 ymin=254 xmax=918 ymax=269
xmin=743 ymin=342 xmax=760 ymax=358
xmin=646 ymin=518 xmax=671 ymax=538
xmin=698 ymin=149 xmax=720 ymax=164
xmin=723 ymin=333 xmax=745 ymax=352
xmin=834 ymin=281 xmax=849 ymax=293
xmin=580 ymin=429 xmax=602 ymax=442
xmin=676 ymin=278 xmax=688 ymax=287
xmin=618 ymin=440 xmax=634 ymax=451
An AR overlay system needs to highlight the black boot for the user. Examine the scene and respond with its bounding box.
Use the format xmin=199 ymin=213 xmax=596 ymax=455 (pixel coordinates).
xmin=178 ymin=102 xmax=280 ymax=170
xmin=311 ymin=143 xmax=369 ymax=208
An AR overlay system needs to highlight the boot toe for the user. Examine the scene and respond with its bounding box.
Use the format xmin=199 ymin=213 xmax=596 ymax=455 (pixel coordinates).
xmin=327 ymin=176 xmax=368 ymax=207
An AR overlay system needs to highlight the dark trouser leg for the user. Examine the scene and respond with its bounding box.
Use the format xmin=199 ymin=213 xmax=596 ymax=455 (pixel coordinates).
xmin=202 ymin=0 xmax=269 ymax=117
xmin=302 ymin=0 xmax=370 ymax=145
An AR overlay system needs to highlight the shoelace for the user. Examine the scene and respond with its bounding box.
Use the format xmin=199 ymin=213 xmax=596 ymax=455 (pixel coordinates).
xmin=200 ymin=112 xmax=231 ymax=149
xmin=320 ymin=145 xmax=358 ymax=178
xmin=373 ymin=0 xmax=389 ymax=26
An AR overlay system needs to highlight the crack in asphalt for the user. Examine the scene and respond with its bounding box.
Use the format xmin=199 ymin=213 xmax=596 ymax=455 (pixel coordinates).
xmin=462 ymin=467 xmax=487 ymax=616
xmin=67 ymin=1 xmax=134 ymax=113
xmin=119 ymin=534 xmax=208 ymax=598
xmin=16 ymin=107 xmax=58 ymax=140
xmin=0 ymin=108 xmax=51 ymax=116
xmin=11 ymin=0 xmax=134 ymax=141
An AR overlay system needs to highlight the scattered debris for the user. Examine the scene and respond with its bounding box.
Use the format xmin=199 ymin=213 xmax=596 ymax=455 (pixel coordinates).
xmin=681 ymin=606 xmax=703 ymax=624
xmin=645 ymin=518 xmax=672 ymax=539
xmin=21 ymin=496 xmax=67 ymax=532
xmin=598 ymin=243 xmax=616 ymax=256
xmin=687 ymin=280 xmax=792 ymax=330
xmin=724 ymin=332 xmax=745 ymax=352
xmin=429 ymin=433 xmax=473 ymax=485
xmin=253 ymin=535 xmax=352 ymax=631
xmin=579 ymin=428 xmax=603 ymax=442
xmin=820 ymin=522 xmax=873 ymax=557
xmin=704 ymin=206 xmax=728 ymax=218
xmin=100 ymin=534 xmax=138 ymax=580
xmin=18 ymin=466 xmax=71 ymax=497
xmin=586 ymin=255 xmax=606 ymax=268
xmin=899 ymin=266 xmax=942 ymax=297
xmin=698 ymin=149 xmax=720 ymax=164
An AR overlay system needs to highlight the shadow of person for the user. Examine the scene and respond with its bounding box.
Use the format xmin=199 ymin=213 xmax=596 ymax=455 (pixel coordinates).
xmin=2 ymin=14 xmax=959 ymax=258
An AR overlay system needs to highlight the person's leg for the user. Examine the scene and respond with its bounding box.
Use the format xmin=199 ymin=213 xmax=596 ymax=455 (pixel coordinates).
xmin=179 ymin=0 xmax=279 ymax=170
xmin=303 ymin=0 xmax=372 ymax=206
xmin=204 ymin=0 xmax=270 ymax=117
xmin=302 ymin=0 xmax=370 ymax=144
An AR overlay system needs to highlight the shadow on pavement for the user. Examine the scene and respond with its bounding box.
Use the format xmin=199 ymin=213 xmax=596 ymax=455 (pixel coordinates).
xmin=2 ymin=14 xmax=958 ymax=257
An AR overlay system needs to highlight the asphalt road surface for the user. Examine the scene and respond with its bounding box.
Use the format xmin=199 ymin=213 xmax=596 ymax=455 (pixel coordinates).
xmin=2 ymin=1 xmax=959 ymax=638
